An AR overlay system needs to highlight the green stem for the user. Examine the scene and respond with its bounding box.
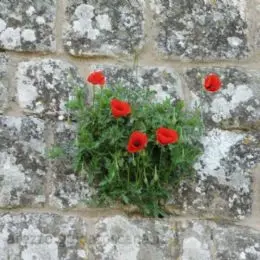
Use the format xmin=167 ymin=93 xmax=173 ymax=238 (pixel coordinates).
xmin=127 ymin=167 xmax=130 ymax=186
xmin=115 ymin=120 xmax=119 ymax=154
xmin=138 ymin=154 xmax=142 ymax=185
xmin=115 ymin=155 xmax=121 ymax=181
xmin=159 ymin=147 xmax=163 ymax=171
xmin=92 ymin=85 xmax=95 ymax=106
xmin=136 ymin=154 xmax=139 ymax=185
xmin=200 ymin=88 xmax=206 ymax=136
xmin=141 ymin=150 xmax=146 ymax=185
xmin=132 ymin=154 xmax=137 ymax=184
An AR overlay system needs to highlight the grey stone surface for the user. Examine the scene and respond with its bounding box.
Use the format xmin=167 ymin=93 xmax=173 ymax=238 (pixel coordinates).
xmin=64 ymin=0 xmax=145 ymax=57
xmin=255 ymin=0 xmax=260 ymax=49
xmin=0 ymin=213 xmax=259 ymax=260
xmin=16 ymin=59 xmax=85 ymax=116
xmin=0 ymin=54 xmax=8 ymax=113
xmin=0 ymin=213 xmax=91 ymax=260
xmin=185 ymin=67 xmax=260 ymax=129
xmin=150 ymin=0 xmax=249 ymax=60
xmin=0 ymin=116 xmax=46 ymax=207
xmin=93 ymin=216 xmax=260 ymax=260
xmin=170 ymin=129 xmax=260 ymax=219
xmin=0 ymin=0 xmax=56 ymax=52
xmin=91 ymin=65 xmax=184 ymax=103
xmin=177 ymin=220 xmax=260 ymax=260
xmin=49 ymin=122 xmax=94 ymax=209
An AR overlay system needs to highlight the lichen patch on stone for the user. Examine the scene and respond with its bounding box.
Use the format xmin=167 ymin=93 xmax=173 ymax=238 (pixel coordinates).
xmin=0 ymin=213 xmax=90 ymax=259
xmin=64 ymin=0 xmax=145 ymax=56
xmin=49 ymin=122 xmax=94 ymax=209
xmin=94 ymin=216 xmax=144 ymax=260
xmin=0 ymin=54 xmax=9 ymax=113
xmin=0 ymin=0 xmax=56 ymax=52
xmin=151 ymin=0 xmax=249 ymax=60
xmin=0 ymin=116 xmax=46 ymax=207
xmin=194 ymin=129 xmax=246 ymax=190
xmin=16 ymin=59 xmax=85 ymax=116
xmin=185 ymin=67 xmax=260 ymax=128
xmin=171 ymin=128 xmax=260 ymax=219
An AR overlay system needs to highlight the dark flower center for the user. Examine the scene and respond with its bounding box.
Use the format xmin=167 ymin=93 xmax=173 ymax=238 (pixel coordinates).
xmin=133 ymin=140 xmax=141 ymax=147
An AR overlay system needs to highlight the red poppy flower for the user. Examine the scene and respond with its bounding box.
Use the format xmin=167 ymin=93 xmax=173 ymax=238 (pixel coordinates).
xmin=204 ymin=73 xmax=222 ymax=92
xmin=156 ymin=127 xmax=179 ymax=145
xmin=127 ymin=131 xmax=148 ymax=153
xmin=110 ymin=99 xmax=131 ymax=118
xmin=87 ymin=71 xmax=106 ymax=86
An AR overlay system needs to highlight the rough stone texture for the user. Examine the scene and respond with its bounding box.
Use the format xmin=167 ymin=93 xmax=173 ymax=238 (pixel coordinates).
xmin=91 ymin=65 xmax=184 ymax=103
xmin=150 ymin=0 xmax=249 ymax=60
xmin=93 ymin=216 xmax=260 ymax=260
xmin=170 ymin=129 xmax=260 ymax=219
xmin=255 ymin=0 xmax=260 ymax=49
xmin=0 ymin=0 xmax=56 ymax=52
xmin=0 ymin=213 xmax=259 ymax=260
xmin=64 ymin=0 xmax=145 ymax=57
xmin=0 ymin=213 xmax=91 ymax=260
xmin=16 ymin=59 xmax=86 ymax=116
xmin=0 ymin=54 xmax=8 ymax=113
xmin=185 ymin=67 xmax=260 ymax=129
xmin=0 ymin=116 xmax=46 ymax=207
xmin=49 ymin=122 xmax=94 ymax=209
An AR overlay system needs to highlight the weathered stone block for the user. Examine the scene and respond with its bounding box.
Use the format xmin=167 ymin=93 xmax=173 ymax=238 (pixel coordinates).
xmin=0 ymin=116 xmax=46 ymax=207
xmin=178 ymin=220 xmax=260 ymax=260
xmin=171 ymin=129 xmax=260 ymax=219
xmin=0 ymin=213 xmax=90 ymax=260
xmin=150 ymin=0 xmax=249 ymax=60
xmin=1 ymin=214 xmax=259 ymax=259
xmin=185 ymin=67 xmax=260 ymax=129
xmin=16 ymin=59 xmax=85 ymax=116
xmin=179 ymin=67 xmax=260 ymax=218
xmin=0 ymin=0 xmax=56 ymax=52
xmin=254 ymin=0 xmax=260 ymax=49
xmin=64 ymin=0 xmax=145 ymax=57
xmin=0 ymin=54 xmax=8 ymax=113
xmin=91 ymin=65 xmax=184 ymax=103
xmin=49 ymin=122 xmax=94 ymax=209
xmin=93 ymin=216 xmax=260 ymax=260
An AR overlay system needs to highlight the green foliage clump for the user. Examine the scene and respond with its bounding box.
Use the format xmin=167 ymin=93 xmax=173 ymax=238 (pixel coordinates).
xmin=55 ymin=84 xmax=203 ymax=217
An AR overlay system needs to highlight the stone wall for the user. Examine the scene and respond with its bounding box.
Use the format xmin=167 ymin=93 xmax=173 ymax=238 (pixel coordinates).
xmin=0 ymin=0 xmax=260 ymax=259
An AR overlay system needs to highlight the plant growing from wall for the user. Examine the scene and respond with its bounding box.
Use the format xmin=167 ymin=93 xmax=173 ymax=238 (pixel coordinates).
xmin=51 ymin=71 xmax=208 ymax=217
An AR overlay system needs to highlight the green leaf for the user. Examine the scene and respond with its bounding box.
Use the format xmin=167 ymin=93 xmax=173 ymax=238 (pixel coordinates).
xmin=47 ymin=146 xmax=64 ymax=159
xmin=122 ymin=194 xmax=130 ymax=204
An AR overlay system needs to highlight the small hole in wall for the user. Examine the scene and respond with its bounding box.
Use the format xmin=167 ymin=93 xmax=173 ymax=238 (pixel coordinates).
xmin=210 ymin=231 xmax=214 ymax=240
xmin=158 ymin=213 xmax=165 ymax=218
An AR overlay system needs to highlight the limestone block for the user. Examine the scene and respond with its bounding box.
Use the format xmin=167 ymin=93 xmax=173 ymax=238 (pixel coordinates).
xmin=63 ymin=0 xmax=145 ymax=57
xmin=0 ymin=54 xmax=8 ymax=113
xmin=49 ymin=122 xmax=94 ymax=209
xmin=16 ymin=59 xmax=85 ymax=116
xmin=150 ymin=0 xmax=249 ymax=60
xmin=0 ymin=116 xmax=46 ymax=207
xmin=184 ymin=67 xmax=260 ymax=129
xmin=0 ymin=0 xmax=56 ymax=52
